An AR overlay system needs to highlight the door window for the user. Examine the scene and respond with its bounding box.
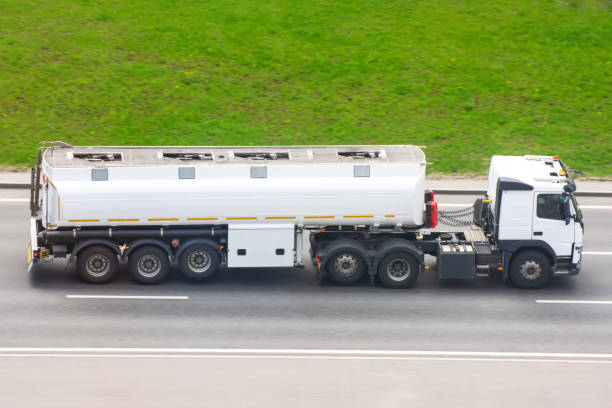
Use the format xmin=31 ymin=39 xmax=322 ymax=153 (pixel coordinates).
xmin=536 ymin=194 xmax=564 ymax=220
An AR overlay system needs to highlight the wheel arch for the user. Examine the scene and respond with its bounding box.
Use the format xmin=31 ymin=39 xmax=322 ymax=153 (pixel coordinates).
xmin=373 ymin=238 xmax=424 ymax=272
xmin=315 ymin=238 xmax=370 ymax=275
xmin=499 ymin=240 xmax=555 ymax=280
xmin=68 ymin=239 xmax=121 ymax=264
xmin=123 ymin=239 xmax=173 ymax=261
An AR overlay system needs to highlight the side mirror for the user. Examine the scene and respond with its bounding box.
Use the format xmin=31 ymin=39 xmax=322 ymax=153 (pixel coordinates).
xmin=562 ymin=196 xmax=572 ymax=225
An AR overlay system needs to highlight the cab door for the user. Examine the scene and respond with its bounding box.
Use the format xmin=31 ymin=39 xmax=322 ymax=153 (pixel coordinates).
xmin=532 ymin=193 xmax=574 ymax=257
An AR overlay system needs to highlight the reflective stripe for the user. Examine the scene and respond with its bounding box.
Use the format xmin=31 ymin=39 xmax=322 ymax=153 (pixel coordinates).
xmin=343 ymin=215 xmax=374 ymax=218
xmin=265 ymin=216 xmax=296 ymax=220
xmin=108 ymin=219 xmax=139 ymax=222
xmin=187 ymin=217 xmax=218 ymax=221
xmin=68 ymin=219 xmax=100 ymax=222
xmin=226 ymin=217 xmax=257 ymax=220
xmin=304 ymin=216 xmax=335 ymax=219
xmin=148 ymin=218 xmax=179 ymax=221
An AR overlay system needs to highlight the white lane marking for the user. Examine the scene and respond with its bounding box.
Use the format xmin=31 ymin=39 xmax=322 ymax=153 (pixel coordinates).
xmin=0 ymin=198 xmax=29 ymax=202
xmin=0 ymin=354 xmax=610 ymax=364
xmin=582 ymin=252 xmax=612 ymax=255
xmin=0 ymin=348 xmax=611 ymax=359
xmin=66 ymin=295 xmax=188 ymax=300
xmin=536 ymin=300 xmax=612 ymax=305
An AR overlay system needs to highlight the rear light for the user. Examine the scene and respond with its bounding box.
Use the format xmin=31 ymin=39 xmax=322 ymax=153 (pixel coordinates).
xmin=425 ymin=189 xmax=435 ymax=203
xmin=429 ymin=201 xmax=438 ymax=229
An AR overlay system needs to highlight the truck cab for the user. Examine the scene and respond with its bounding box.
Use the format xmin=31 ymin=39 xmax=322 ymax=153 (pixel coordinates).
xmin=486 ymin=155 xmax=583 ymax=286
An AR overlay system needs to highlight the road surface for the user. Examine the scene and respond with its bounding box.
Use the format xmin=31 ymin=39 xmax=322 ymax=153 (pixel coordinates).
xmin=1 ymin=191 xmax=611 ymax=407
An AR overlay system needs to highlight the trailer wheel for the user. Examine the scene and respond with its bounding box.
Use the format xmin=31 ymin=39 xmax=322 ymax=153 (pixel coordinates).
xmin=179 ymin=244 xmax=220 ymax=281
xmin=509 ymin=250 xmax=551 ymax=289
xmin=377 ymin=251 xmax=419 ymax=288
xmin=326 ymin=250 xmax=367 ymax=286
xmin=128 ymin=246 xmax=170 ymax=284
xmin=78 ymin=245 xmax=118 ymax=284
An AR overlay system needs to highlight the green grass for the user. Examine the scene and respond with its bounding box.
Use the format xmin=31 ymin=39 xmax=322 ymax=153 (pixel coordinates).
xmin=0 ymin=0 xmax=610 ymax=175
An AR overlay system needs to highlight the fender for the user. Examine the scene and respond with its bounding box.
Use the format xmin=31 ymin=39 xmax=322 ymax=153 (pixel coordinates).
xmin=498 ymin=240 xmax=556 ymax=280
xmin=68 ymin=239 xmax=121 ymax=264
xmin=373 ymin=238 xmax=424 ymax=272
xmin=315 ymin=238 xmax=370 ymax=275
xmin=173 ymin=238 xmax=222 ymax=265
xmin=122 ymin=239 xmax=173 ymax=261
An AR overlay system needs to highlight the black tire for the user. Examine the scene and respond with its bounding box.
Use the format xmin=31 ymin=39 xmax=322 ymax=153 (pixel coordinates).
xmin=179 ymin=244 xmax=220 ymax=281
xmin=77 ymin=245 xmax=119 ymax=284
xmin=128 ymin=246 xmax=170 ymax=284
xmin=509 ymin=250 xmax=551 ymax=289
xmin=377 ymin=251 xmax=420 ymax=289
xmin=326 ymin=250 xmax=367 ymax=286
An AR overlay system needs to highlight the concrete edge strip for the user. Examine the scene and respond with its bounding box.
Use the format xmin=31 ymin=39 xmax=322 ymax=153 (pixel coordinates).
xmin=0 ymin=353 xmax=611 ymax=364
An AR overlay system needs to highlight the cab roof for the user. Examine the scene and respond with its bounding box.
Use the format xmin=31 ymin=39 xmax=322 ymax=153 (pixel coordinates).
xmin=488 ymin=155 xmax=573 ymax=193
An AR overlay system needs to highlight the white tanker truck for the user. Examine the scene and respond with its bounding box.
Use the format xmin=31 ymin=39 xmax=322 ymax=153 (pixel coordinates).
xmin=27 ymin=142 xmax=583 ymax=289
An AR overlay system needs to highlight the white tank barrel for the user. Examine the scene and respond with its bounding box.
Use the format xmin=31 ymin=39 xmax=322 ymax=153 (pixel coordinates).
xmin=40 ymin=145 xmax=426 ymax=229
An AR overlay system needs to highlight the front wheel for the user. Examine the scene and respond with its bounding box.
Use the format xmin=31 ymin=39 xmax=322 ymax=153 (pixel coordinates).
xmin=377 ymin=251 xmax=419 ymax=288
xmin=509 ymin=251 xmax=551 ymax=289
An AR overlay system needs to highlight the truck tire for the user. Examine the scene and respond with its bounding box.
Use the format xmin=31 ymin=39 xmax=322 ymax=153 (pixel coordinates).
xmin=78 ymin=245 xmax=118 ymax=284
xmin=128 ymin=246 xmax=170 ymax=284
xmin=179 ymin=244 xmax=220 ymax=281
xmin=377 ymin=251 xmax=419 ymax=288
xmin=509 ymin=250 xmax=551 ymax=289
xmin=326 ymin=250 xmax=367 ymax=286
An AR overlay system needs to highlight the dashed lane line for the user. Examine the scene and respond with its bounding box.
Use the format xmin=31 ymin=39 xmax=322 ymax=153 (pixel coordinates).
xmin=536 ymin=300 xmax=612 ymax=305
xmin=65 ymin=295 xmax=188 ymax=300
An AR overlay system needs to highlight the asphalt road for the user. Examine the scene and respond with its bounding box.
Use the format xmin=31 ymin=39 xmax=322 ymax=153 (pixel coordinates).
xmin=1 ymin=191 xmax=611 ymax=407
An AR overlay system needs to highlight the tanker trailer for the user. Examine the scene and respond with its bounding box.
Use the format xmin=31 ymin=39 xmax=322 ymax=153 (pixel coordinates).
xmin=28 ymin=142 xmax=582 ymax=289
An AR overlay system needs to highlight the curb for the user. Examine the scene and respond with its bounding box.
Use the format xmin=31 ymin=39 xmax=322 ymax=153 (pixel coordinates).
xmin=0 ymin=183 xmax=30 ymax=189
xmin=2 ymin=183 xmax=611 ymax=197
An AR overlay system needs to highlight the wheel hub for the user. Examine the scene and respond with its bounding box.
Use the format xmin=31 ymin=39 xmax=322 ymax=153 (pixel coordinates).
xmin=387 ymin=258 xmax=411 ymax=282
xmin=188 ymin=250 xmax=211 ymax=273
xmin=334 ymin=254 xmax=358 ymax=277
xmin=138 ymin=254 xmax=161 ymax=277
xmin=86 ymin=254 xmax=110 ymax=277
xmin=519 ymin=260 xmax=542 ymax=281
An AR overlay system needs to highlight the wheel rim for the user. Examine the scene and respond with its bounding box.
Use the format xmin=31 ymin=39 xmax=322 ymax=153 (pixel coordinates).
xmin=333 ymin=253 xmax=359 ymax=277
xmin=386 ymin=258 xmax=411 ymax=282
xmin=86 ymin=254 xmax=110 ymax=278
xmin=519 ymin=260 xmax=542 ymax=281
xmin=137 ymin=254 xmax=162 ymax=278
xmin=187 ymin=249 xmax=211 ymax=273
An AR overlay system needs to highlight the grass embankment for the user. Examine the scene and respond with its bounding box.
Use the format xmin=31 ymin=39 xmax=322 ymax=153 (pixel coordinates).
xmin=0 ymin=0 xmax=610 ymax=175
